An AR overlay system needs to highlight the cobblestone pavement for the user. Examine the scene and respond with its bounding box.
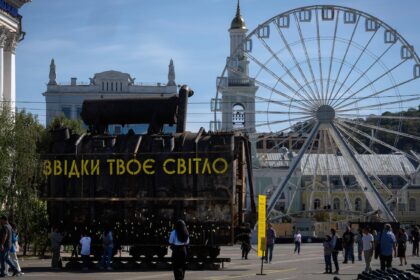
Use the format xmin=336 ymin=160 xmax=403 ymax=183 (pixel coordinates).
xmin=14 ymin=243 xmax=420 ymax=280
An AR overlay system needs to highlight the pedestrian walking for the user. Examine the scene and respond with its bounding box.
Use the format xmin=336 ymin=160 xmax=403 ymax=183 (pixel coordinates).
xmin=264 ymin=223 xmax=276 ymax=264
xmin=342 ymin=226 xmax=355 ymax=264
xmin=356 ymin=229 xmax=363 ymax=261
xmin=49 ymin=226 xmax=65 ymax=269
xmin=323 ymin=235 xmax=333 ymax=274
xmin=379 ymin=223 xmax=396 ymax=271
xmin=8 ymin=223 xmax=22 ymax=275
xmin=362 ymin=227 xmax=374 ymax=272
xmin=0 ymin=216 xmax=19 ymax=277
xmin=80 ymin=232 xmax=91 ymax=271
xmin=169 ymin=219 xmax=189 ymax=280
xmin=100 ymin=229 xmax=113 ymax=270
xmin=239 ymin=223 xmax=251 ymax=260
xmin=412 ymin=226 xmax=419 ymax=257
xmin=396 ymin=228 xmax=408 ymax=266
xmin=294 ymin=230 xmax=302 ymax=254
xmin=330 ymin=228 xmax=340 ymax=274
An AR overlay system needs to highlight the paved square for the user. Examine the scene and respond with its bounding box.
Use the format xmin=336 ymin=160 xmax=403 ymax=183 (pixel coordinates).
xmin=16 ymin=243 xmax=420 ymax=280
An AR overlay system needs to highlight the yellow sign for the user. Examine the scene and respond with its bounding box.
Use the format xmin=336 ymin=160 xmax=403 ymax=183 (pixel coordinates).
xmin=257 ymin=195 xmax=266 ymax=257
xmin=42 ymin=157 xmax=229 ymax=178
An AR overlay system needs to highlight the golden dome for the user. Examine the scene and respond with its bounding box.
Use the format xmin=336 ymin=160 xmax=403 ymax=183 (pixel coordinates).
xmin=230 ymin=0 xmax=247 ymax=30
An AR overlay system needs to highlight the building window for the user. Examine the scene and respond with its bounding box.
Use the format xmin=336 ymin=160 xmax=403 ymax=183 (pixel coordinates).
xmin=355 ymin=198 xmax=362 ymax=211
xmin=102 ymin=82 xmax=104 ymax=91
xmin=61 ymin=107 xmax=71 ymax=119
xmin=232 ymin=104 xmax=245 ymax=129
xmin=114 ymin=126 xmax=121 ymax=135
xmin=120 ymin=82 xmax=122 ymax=91
xmin=314 ymin=198 xmax=321 ymax=210
xmin=333 ymin=198 xmax=340 ymax=210
xmin=409 ymin=198 xmax=416 ymax=211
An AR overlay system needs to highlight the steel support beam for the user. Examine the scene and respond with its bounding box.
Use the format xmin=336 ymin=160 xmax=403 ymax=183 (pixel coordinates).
xmin=328 ymin=123 xmax=397 ymax=222
xmin=267 ymin=121 xmax=320 ymax=216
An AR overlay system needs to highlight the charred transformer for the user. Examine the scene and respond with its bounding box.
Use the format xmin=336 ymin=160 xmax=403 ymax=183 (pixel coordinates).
xmin=42 ymin=85 xmax=256 ymax=259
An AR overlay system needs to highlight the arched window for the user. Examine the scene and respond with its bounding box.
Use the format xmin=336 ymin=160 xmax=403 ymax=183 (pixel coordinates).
xmin=232 ymin=104 xmax=245 ymax=129
xmin=355 ymin=198 xmax=362 ymax=211
xmin=333 ymin=198 xmax=340 ymax=210
xmin=409 ymin=198 xmax=416 ymax=212
xmin=314 ymin=198 xmax=321 ymax=210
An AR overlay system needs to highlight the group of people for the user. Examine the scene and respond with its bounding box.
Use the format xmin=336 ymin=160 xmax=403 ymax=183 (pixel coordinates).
xmin=0 ymin=215 xmax=23 ymax=277
xmin=49 ymin=220 xmax=189 ymax=280
xmin=323 ymin=223 xmax=416 ymax=275
xmin=239 ymin=223 xmax=303 ymax=264
xmin=50 ymin=227 xmax=114 ymax=271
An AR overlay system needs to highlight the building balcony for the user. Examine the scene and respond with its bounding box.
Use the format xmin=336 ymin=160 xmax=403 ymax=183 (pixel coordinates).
xmin=216 ymin=77 xmax=255 ymax=88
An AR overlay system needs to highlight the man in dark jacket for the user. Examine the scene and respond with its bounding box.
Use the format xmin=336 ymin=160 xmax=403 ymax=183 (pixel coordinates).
xmin=342 ymin=226 xmax=355 ymax=264
xmin=265 ymin=223 xmax=276 ymax=264
xmin=0 ymin=215 xmax=19 ymax=277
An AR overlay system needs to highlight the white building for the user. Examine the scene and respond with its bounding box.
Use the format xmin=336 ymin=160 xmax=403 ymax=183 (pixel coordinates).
xmin=0 ymin=0 xmax=30 ymax=111
xmin=216 ymin=1 xmax=257 ymax=133
xmin=43 ymin=59 xmax=178 ymax=133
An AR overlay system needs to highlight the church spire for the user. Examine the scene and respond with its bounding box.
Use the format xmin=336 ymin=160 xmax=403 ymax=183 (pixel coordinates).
xmin=167 ymin=59 xmax=176 ymax=86
xmin=236 ymin=0 xmax=240 ymax=18
xmin=230 ymin=0 xmax=246 ymax=30
xmin=48 ymin=58 xmax=57 ymax=85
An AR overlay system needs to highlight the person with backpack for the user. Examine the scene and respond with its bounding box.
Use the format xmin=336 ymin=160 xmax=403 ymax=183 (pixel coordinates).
xmin=330 ymin=228 xmax=340 ymax=274
xmin=100 ymin=229 xmax=113 ymax=270
xmin=169 ymin=219 xmax=190 ymax=280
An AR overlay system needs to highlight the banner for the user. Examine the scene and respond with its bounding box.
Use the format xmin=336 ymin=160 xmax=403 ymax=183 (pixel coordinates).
xmin=257 ymin=195 xmax=266 ymax=257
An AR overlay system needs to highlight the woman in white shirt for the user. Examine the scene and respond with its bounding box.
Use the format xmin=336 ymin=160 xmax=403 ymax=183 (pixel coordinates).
xmin=169 ymin=219 xmax=189 ymax=280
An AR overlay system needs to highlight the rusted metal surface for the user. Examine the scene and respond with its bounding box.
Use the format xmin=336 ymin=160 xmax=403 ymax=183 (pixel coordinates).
xmin=41 ymin=86 xmax=256 ymax=259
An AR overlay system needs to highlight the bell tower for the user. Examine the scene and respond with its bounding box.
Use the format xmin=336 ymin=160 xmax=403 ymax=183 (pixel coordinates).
xmin=219 ymin=0 xmax=258 ymax=133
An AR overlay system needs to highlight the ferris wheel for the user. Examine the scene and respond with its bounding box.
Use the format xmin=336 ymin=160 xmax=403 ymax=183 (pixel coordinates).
xmin=214 ymin=5 xmax=420 ymax=222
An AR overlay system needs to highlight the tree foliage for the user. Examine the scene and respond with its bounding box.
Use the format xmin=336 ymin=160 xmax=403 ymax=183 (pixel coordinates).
xmin=0 ymin=110 xmax=86 ymax=256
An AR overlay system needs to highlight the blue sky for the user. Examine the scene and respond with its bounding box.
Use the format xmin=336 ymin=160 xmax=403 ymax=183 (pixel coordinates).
xmin=16 ymin=0 xmax=420 ymax=130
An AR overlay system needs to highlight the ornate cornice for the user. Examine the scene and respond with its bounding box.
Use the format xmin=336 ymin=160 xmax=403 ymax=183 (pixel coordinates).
xmin=5 ymin=0 xmax=31 ymax=9
xmin=0 ymin=26 xmax=7 ymax=48
xmin=4 ymin=30 xmax=17 ymax=52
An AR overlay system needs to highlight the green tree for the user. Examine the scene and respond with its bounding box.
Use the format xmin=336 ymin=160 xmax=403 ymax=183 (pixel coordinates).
xmin=2 ymin=109 xmax=49 ymax=255
xmin=0 ymin=104 xmax=14 ymax=204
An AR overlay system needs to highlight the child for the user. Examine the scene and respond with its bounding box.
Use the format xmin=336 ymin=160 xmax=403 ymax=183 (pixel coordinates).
xmin=323 ymin=235 xmax=333 ymax=274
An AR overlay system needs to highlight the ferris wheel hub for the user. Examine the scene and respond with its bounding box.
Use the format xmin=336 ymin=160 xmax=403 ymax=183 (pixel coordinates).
xmin=315 ymin=105 xmax=335 ymax=123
